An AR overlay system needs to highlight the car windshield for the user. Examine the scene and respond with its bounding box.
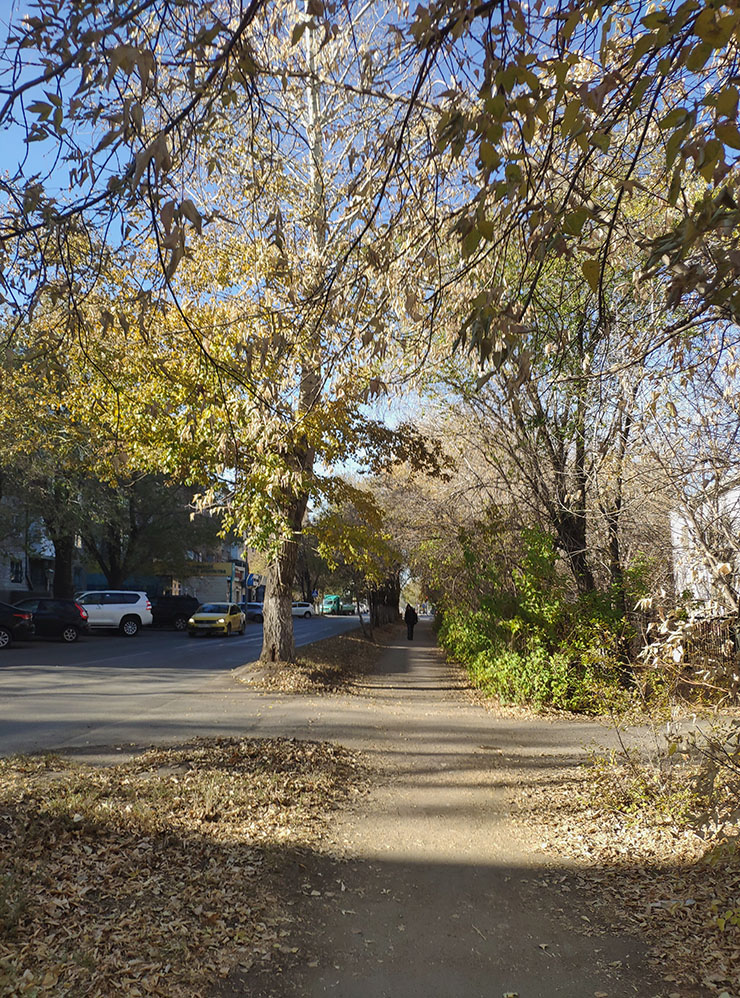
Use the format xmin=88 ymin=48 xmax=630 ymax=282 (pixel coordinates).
xmin=199 ymin=603 xmax=228 ymax=613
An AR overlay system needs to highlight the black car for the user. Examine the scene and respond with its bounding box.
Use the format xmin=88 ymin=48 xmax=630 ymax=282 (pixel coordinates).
xmin=0 ymin=601 xmax=34 ymax=649
xmin=14 ymin=598 xmax=89 ymax=643
xmin=150 ymin=594 xmax=201 ymax=631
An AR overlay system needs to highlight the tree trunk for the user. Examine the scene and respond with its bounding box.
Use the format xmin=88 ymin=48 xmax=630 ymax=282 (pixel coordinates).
xmin=259 ymin=2 xmax=323 ymax=664
xmin=51 ymin=533 xmax=75 ymax=597
xmin=260 ymin=543 xmax=298 ymax=663
xmin=557 ymin=509 xmax=595 ymax=595
xmin=83 ymin=523 xmax=127 ymax=587
xmin=370 ymin=571 xmax=401 ymax=627
xmin=354 ymin=575 xmax=373 ymax=639
xmin=606 ymin=508 xmax=626 ymax=614
xmin=260 ymin=498 xmax=308 ymax=663
xmin=607 ymin=405 xmax=633 ymax=620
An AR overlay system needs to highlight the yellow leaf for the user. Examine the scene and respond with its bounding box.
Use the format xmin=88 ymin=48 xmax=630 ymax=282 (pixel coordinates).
xmin=478 ymin=218 xmax=495 ymax=241
xmin=561 ymin=99 xmax=581 ymax=135
xmin=716 ymin=122 xmax=740 ymax=150
xmin=581 ymin=258 xmax=600 ymax=292
xmin=716 ymin=86 xmax=739 ymax=118
xmin=479 ymin=140 xmax=498 ymax=169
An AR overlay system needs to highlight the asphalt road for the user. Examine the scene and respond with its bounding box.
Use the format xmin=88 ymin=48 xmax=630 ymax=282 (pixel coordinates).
xmin=0 ymin=614 xmax=363 ymax=757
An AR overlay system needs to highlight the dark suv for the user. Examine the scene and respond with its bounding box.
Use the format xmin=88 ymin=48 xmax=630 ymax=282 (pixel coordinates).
xmin=0 ymin=601 xmax=34 ymax=649
xmin=150 ymin=594 xmax=201 ymax=631
xmin=13 ymin=598 xmax=89 ymax=643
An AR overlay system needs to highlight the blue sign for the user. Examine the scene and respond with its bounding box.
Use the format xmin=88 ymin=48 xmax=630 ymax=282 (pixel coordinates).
xmin=312 ymin=589 xmax=319 ymax=599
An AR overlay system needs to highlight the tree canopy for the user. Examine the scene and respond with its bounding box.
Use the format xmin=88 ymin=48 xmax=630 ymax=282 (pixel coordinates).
xmin=4 ymin=0 xmax=740 ymax=664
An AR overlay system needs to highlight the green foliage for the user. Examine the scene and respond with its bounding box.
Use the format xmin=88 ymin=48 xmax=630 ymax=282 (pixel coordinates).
xmin=438 ymin=526 xmax=635 ymax=713
xmin=441 ymin=610 xmax=630 ymax=713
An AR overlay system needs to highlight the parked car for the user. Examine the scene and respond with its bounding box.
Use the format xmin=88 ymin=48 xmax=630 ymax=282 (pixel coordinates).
xmin=150 ymin=594 xmax=200 ymax=631
xmin=187 ymin=603 xmax=245 ymax=637
xmin=75 ymin=591 xmax=153 ymax=636
xmin=292 ymin=601 xmax=314 ymax=618
xmin=0 ymin=601 xmax=34 ymax=649
xmin=243 ymin=602 xmax=264 ymax=622
xmin=13 ymin=598 xmax=89 ymax=643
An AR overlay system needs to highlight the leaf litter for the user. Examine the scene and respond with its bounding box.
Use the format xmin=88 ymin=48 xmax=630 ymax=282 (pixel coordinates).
xmin=512 ymin=757 xmax=740 ymax=996
xmin=0 ymin=736 xmax=370 ymax=997
xmin=238 ymin=627 xmax=394 ymax=694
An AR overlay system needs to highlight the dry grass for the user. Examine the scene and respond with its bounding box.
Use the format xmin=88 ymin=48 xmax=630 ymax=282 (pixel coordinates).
xmin=0 ymin=737 xmax=370 ymax=998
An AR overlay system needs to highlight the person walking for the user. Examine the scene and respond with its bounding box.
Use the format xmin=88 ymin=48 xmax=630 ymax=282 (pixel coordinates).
xmin=404 ymin=603 xmax=418 ymax=641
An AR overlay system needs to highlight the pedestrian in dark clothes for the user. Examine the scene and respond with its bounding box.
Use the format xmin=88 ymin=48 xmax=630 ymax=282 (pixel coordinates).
xmin=404 ymin=603 xmax=418 ymax=640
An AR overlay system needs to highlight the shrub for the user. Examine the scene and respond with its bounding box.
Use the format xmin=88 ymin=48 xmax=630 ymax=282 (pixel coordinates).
xmin=436 ymin=525 xmax=639 ymax=713
xmin=438 ymin=600 xmax=630 ymax=714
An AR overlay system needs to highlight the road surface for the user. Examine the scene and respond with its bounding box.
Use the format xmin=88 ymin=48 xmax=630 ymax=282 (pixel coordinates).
xmin=0 ymin=614 xmax=362 ymax=756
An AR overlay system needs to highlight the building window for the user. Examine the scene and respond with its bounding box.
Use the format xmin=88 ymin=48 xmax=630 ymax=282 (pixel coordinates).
xmin=10 ymin=559 xmax=23 ymax=584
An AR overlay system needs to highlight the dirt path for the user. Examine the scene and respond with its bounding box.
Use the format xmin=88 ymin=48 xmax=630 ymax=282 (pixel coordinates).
xmin=221 ymin=621 xmax=679 ymax=998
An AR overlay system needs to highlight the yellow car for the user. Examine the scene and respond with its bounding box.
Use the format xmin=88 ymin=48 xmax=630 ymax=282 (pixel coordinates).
xmin=187 ymin=602 xmax=245 ymax=637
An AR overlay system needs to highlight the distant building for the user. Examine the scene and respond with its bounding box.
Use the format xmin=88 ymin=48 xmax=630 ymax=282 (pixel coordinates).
xmin=83 ymin=541 xmax=252 ymax=603
xmin=0 ymin=496 xmax=84 ymax=602
xmin=671 ymin=487 xmax=740 ymax=612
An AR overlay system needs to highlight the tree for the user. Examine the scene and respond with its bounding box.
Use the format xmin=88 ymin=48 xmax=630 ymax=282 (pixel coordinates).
xmin=79 ymin=475 xmax=223 ymax=588
xmin=7 ymin=0 xmax=740 ymax=666
xmin=294 ymin=529 xmax=326 ymax=605
xmin=0 ymin=324 xmax=106 ymax=597
xmin=645 ymin=336 xmax=740 ymax=614
xmin=6 ymin=1 xmax=740 ymax=352
xmin=0 ymin=2 xmax=445 ymax=663
xmin=405 ymin=1 xmax=740 ymax=359
xmin=311 ymin=486 xmax=405 ymax=635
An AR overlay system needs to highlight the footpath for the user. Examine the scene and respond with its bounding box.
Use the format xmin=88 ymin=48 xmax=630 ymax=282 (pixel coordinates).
xmin=226 ymin=621 xmax=674 ymax=998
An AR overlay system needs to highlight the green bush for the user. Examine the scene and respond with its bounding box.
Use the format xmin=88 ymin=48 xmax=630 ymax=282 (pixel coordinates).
xmin=436 ymin=525 xmax=640 ymax=714
xmin=438 ymin=600 xmax=630 ymax=714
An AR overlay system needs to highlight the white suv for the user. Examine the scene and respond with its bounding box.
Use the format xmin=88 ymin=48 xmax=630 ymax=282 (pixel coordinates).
xmin=291 ymin=601 xmax=314 ymax=618
xmin=75 ymin=591 xmax=153 ymax=636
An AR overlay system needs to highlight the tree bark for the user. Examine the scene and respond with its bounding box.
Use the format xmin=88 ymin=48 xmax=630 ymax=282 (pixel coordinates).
xmin=260 ymin=498 xmax=308 ymax=663
xmin=50 ymin=532 xmax=75 ymax=597
xmin=369 ymin=570 xmax=401 ymax=627
xmin=556 ymin=509 xmax=595 ymax=595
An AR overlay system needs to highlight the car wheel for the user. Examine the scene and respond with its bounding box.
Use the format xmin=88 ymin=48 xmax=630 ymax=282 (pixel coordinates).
xmin=61 ymin=625 xmax=79 ymax=643
xmin=226 ymin=623 xmax=232 ymax=637
xmin=0 ymin=627 xmax=11 ymax=650
xmin=173 ymin=615 xmax=188 ymax=631
xmin=120 ymin=616 xmax=140 ymax=637
xmin=303 ymin=610 xmax=312 ymax=618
